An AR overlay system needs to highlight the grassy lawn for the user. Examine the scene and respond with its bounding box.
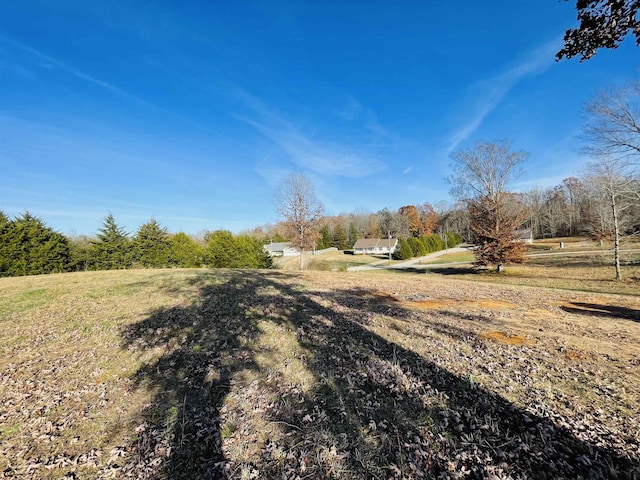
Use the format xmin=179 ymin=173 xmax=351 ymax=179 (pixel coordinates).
xmin=1 ymin=268 xmax=639 ymax=479
xmin=420 ymin=251 xmax=640 ymax=296
xmin=275 ymin=250 xmax=392 ymax=271
xmin=420 ymin=250 xmax=475 ymax=264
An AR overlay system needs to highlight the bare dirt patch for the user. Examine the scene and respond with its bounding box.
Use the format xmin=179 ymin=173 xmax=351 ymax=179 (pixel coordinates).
xmin=398 ymin=296 xmax=515 ymax=311
xmin=562 ymin=346 xmax=597 ymax=361
xmin=480 ymin=330 xmax=536 ymax=346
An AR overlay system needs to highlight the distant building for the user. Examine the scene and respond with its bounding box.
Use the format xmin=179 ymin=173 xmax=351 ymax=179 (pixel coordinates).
xmin=513 ymin=229 xmax=534 ymax=244
xmin=263 ymin=242 xmax=299 ymax=257
xmin=352 ymin=238 xmax=398 ymax=255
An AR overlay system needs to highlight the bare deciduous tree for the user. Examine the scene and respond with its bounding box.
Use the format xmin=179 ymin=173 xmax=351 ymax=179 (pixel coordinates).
xmin=449 ymin=140 xmax=529 ymax=271
xmin=584 ymin=156 xmax=638 ymax=280
xmin=274 ymin=172 xmax=324 ymax=269
xmin=449 ymin=140 xmax=527 ymax=202
xmin=377 ymin=207 xmax=410 ymax=239
xmin=582 ymin=82 xmax=640 ymax=279
xmin=583 ymin=81 xmax=640 ymax=161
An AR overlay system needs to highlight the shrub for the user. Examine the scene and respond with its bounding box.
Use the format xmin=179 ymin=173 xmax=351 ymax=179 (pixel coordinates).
xmin=393 ymin=238 xmax=413 ymax=260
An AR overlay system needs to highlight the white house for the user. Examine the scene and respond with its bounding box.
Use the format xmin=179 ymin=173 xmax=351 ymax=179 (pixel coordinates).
xmin=352 ymin=238 xmax=398 ymax=255
xmin=513 ymin=229 xmax=534 ymax=244
xmin=263 ymin=242 xmax=299 ymax=257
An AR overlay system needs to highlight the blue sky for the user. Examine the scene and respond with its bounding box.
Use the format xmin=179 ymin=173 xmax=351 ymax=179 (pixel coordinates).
xmin=1 ymin=1 xmax=638 ymax=236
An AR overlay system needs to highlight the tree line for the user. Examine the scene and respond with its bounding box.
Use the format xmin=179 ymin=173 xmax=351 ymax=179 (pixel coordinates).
xmin=393 ymin=232 xmax=463 ymax=261
xmin=0 ymin=212 xmax=271 ymax=277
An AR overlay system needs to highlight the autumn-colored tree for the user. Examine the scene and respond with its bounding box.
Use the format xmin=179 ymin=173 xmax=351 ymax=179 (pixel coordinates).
xmin=468 ymin=194 xmax=529 ymax=271
xmin=419 ymin=203 xmax=438 ymax=235
xmin=450 ymin=140 xmax=530 ymax=271
xmin=398 ymin=205 xmax=421 ymax=237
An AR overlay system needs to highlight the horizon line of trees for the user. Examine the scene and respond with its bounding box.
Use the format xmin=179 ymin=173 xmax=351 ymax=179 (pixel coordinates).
xmin=0 ymin=212 xmax=272 ymax=277
xmin=3 ymin=169 xmax=638 ymax=278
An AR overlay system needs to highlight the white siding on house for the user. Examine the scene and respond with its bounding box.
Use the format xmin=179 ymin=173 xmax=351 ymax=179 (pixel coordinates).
xmin=352 ymin=238 xmax=398 ymax=255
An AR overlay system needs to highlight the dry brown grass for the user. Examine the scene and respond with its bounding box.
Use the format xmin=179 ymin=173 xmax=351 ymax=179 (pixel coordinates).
xmin=1 ymin=269 xmax=639 ymax=479
xmin=425 ymin=256 xmax=640 ymax=296
xmin=274 ymin=250 xmax=388 ymax=271
xmin=420 ymin=251 xmax=475 ymax=264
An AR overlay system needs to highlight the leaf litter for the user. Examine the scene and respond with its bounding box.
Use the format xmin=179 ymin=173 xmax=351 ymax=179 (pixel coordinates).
xmin=0 ymin=269 xmax=639 ymax=479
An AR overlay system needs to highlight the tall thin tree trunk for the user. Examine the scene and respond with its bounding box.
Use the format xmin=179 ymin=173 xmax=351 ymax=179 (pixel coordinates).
xmin=611 ymin=192 xmax=621 ymax=280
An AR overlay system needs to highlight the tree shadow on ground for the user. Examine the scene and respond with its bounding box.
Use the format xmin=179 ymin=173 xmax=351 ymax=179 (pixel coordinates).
xmin=119 ymin=270 xmax=639 ymax=479
xmin=560 ymin=302 xmax=640 ymax=322
xmin=422 ymin=266 xmax=479 ymax=276
xmin=118 ymin=271 xmax=269 ymax=478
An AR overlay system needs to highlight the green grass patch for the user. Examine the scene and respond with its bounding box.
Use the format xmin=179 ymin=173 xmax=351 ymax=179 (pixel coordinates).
xmin=0 ymin=287 xmax=50 ymax=317
xmin=422 ymin=251 xmax=475 ymax=264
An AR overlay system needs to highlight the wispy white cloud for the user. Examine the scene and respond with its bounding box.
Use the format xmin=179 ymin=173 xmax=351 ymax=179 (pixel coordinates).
xmin=235 ymin=91 xmax=385 ymax=178
xmin=4 ymin=37 xmax=147 ymax=100
xmin=445 ymin=39 xmax=561 ymax=154
xmin=402 ymin=166 xmax=413 ymax=175
xmin=1 ymin=37 xmax=257 ymax=151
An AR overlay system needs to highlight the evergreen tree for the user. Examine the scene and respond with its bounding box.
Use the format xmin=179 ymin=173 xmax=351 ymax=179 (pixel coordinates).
xmin=205 ymin=230 xmax=236 ymax=268
xmin=445 ymin=231 xmax=462 ymax=247
xmin=69 ymin=236 xmax=93 ymax=272
xmin=331 ymin=224 xmax=349 ymax=250
xmin=1 ymin=212 xmax=71 ymax=276
xmin=317 ymin=225 xmax=332 ymax=250
xmin=91 ymin=213 xmax=131 ymax=270
xmin=169 ymin=232 xmax=203 ymax=268
xmin=422 ymin=234 xmax=444 ymax=253
xmin=348 ymin=223 xmax=359 ymax=248
xmin=235 ymin=235 xmax=273 ymax=269
xmin=408 ymin=237 xmax=426 ymax=256
xmin=205 ymin=230 xmax=272 ymax=269
xmin=132 ymin=218 xmax=171 ymax=268
xmin=0 ymin=211 xmax=10 ymax=276
xmin=393 ymin=238 xmax=413 ymax=260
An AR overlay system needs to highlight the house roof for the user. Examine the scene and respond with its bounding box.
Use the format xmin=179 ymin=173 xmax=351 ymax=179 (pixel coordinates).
xmin=263 ymin=242 xmax=294 ymax=252
xmin=353 ymin=238 xmax=398 ymax=249
xmin=513 ymin=229 xmax=533 ymax=240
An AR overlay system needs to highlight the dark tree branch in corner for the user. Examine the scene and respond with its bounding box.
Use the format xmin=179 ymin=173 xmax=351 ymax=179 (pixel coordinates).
xmin=557 ymin=0 xmax=640 ymax=61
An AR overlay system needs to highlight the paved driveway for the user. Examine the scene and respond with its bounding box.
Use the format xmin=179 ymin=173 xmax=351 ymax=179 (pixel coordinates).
xmin=347 ymin=247 xmax=470 ymax=271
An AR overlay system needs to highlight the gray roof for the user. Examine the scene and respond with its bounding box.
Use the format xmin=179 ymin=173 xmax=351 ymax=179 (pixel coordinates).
xmin=263 ymin=242 xmax=294 ymax=252
xmin=353 ymin=238 xmax=398 ymax=249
